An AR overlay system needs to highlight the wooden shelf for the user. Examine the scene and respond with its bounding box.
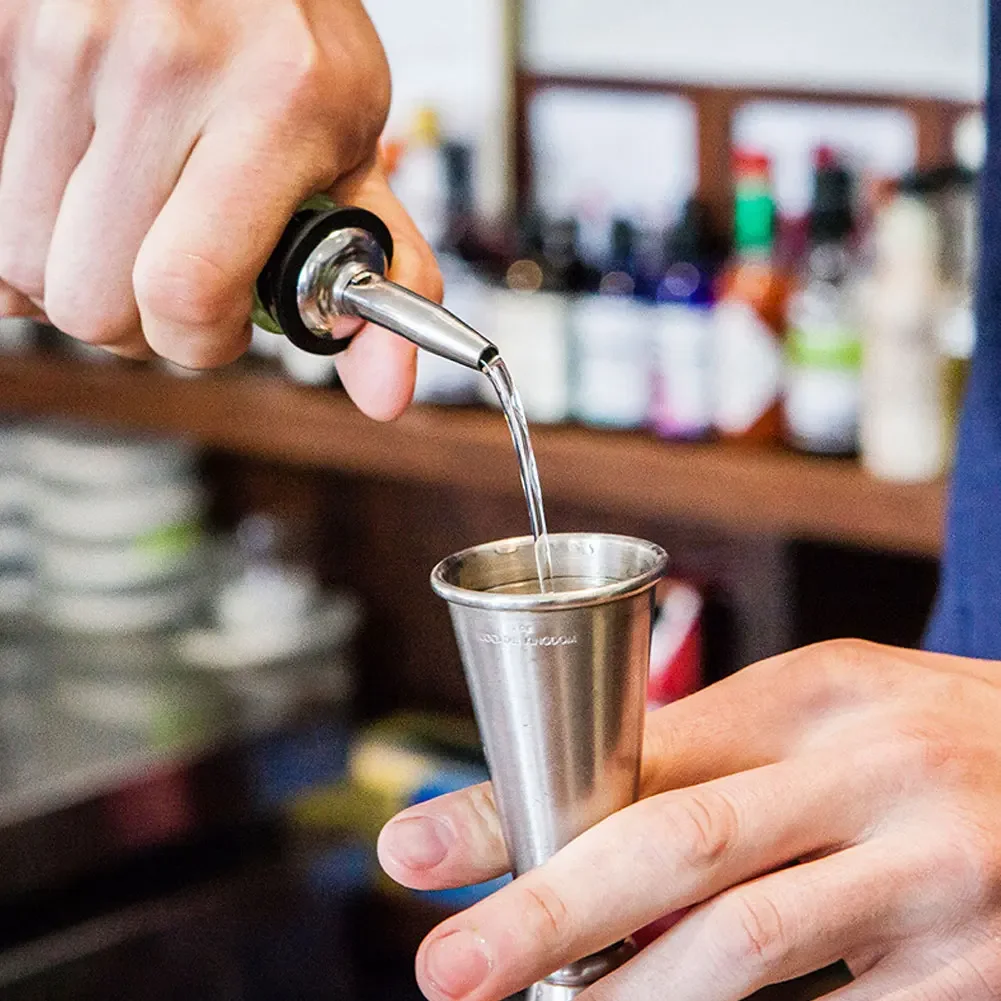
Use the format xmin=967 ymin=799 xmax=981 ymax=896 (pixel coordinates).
xmin=0 ymin=352 xmax=945 ymax=556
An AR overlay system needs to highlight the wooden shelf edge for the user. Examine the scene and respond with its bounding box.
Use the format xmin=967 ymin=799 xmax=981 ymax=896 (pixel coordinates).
xmin=0 ymin=353 xmax=946 ymax=557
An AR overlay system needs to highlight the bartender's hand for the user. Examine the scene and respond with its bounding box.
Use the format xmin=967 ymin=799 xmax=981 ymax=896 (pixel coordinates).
xmin=379 ymin=641 xmax=1001 ymax=1000
xmin=0 ymin=0 xmax=439 ymax=419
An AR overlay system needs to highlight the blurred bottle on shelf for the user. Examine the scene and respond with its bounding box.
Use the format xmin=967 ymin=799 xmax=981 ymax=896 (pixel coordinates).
xmin=783 ymin=149 xmax=862 ymax=456
xmin=390 ymin=106 xmax=448 ymax=251
xmin=570 ymin=218 xmax=654 ymax=428
xmin=414 ymin=139 xmax=486 ymax=405
xmin=631 ymin=223 xmax=670 ymax=302
xmin=713 ymin=151 xmax=791 ymax=443
xmin=413 ymin=256 xmax=486 ymax=406
xmin=931 ymin=168 xmax=978 ymax=449
xmin=480 ymin=215 xmax=578 ymax=424
xmin=279 ymin=337 xmax=341 ymax=387
xmin=860 ymin=183 xmax=949 ymax=483
xmin=650 ymin=199 xmax=725 ymax=442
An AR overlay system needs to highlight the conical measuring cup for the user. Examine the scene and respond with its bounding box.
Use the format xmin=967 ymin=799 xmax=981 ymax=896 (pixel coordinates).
xmin=431 ymin=534 xmax=668 ymax=1000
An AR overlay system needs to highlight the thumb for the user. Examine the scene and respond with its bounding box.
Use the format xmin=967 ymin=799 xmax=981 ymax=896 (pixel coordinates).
xmin=330 ymin=154 xmax=444 ymax=421
xmin=378 ymin=782 xmax=511 ymax=891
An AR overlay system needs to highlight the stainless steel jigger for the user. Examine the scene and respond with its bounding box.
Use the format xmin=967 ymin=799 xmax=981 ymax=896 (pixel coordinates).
xmin=431 ymin=534 xmax=668 ymax=1001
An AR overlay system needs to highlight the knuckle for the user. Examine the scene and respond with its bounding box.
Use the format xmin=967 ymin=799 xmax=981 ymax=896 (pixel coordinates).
xmin=880 ymin=705 xmax=963 ymax=786
xmin=126 ymin=14 xmax=205 ymax=92
xmin=317 ymin=23 xmax=389 ymax=150
xmin=134 ymin=250 xmax=239 ymax=330
xmin=345 ymin=52 xmax=390 ymax=151
xmin=256 ymin=30 xmax=329 ymax=123
xmin=812 ymin=638 xmax=876 ymax=677
xmin=30 ymin=0 xmax=105 ymax=82
xmin=0 ymin=18 xmax=15 ymax=62
xmin=340 ymin=10 xmax=391 ymax=113
xmin=0 ymin=257 xmax=43 ymax=303
xmin=520 ymin=877 xmax=573 ymax=945
xmin=903 ymin=724 xmax=959 ymax=781
xmin=44 ymin=296 xmax=133 ymax=348
xmin=251 ymin=18 xmax=386 ymax=164
xmin=780 ymin=638 xmax=883 ymax=712
xmin=930 ymin=805 xmax=1001 ymax=906
xmin=667 ymin=787 xmax=741 ymax=872
xmin=717 ymin=890 xmax=789 ymax=970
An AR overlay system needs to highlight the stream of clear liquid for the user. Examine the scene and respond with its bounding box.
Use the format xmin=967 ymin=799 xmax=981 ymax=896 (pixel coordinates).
xmin=482 ymin=356 xmax=554 ymax=591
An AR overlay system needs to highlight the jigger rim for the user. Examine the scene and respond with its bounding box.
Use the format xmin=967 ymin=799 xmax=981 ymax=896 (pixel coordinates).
xmin=430 ymin=533 xmax=668 ymax=612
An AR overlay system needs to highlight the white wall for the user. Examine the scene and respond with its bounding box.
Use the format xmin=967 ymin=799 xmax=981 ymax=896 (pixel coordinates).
xmin=530 ymin=90 xmax=698 ymax=230
xmin=524 ymin=0 xmax=986 ymax=101
xmin=363 ymin=0 xmax=509 ymax=218
xmin=362 ymin=0 xmax=986 ymax=227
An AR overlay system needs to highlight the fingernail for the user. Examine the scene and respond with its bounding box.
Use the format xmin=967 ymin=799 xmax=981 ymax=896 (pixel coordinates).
xmin=384 ymin=816 xmax=454 ymax=870
xmin=424 ymin=930 xmax=492 ymax=999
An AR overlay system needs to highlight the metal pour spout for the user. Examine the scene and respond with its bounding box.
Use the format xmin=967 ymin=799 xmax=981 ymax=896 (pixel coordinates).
xmin=339 ymin=269 xmax=498 ymax=372
xmin=254 ymin=199 xmax=498 ymax=371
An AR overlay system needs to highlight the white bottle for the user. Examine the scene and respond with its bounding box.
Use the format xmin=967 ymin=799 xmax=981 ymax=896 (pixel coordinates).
xmin=784 ymin=244 xmax=862 ymax=455
xmin=391 ymin=107 xmax=448 ymax=251
xmin=571 ymin=282 xmax=653 ymax=429
xmin=279 ymin=337 xmax=340 ymax=387
xmin=571 ymin=217 xmax=654 ymax=429
xmin=651 ymin=300 xmax=714 ymax=440
xmin=861 ymin=195 xmax=948 ymax=484
xmin=481 ymin=259 xmax=570 ymax=425
xmin=413 ymin=255 xmax=485 ymax=405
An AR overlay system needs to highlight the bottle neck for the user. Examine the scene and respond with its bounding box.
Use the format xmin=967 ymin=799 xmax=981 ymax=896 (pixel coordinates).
xmin=736 ymin=243 xmax=774 ymax=265
xmin=734 ymin=179 xmax=776 ymax=261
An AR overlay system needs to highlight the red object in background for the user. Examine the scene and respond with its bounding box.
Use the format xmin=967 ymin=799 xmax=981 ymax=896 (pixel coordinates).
xmin=813 ymin=145 xmax=839 ymax=171
xmin=104 ymin=769 xmax=197 ymax=850
xmin=380 ymin=138 xmax=405 ymax=179
xmin=647 ymin=580 xmax=703 ymax=709
xmin=732 ymin=149 xmax=771 ymax=180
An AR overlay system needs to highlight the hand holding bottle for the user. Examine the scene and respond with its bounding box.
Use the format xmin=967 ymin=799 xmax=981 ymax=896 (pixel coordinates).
xmin=0 ymin=0 xmax=441 ymax=419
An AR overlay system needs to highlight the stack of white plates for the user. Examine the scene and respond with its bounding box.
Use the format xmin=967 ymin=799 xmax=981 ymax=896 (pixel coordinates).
xmin=0 ymin=425 xmax=33 ymax=619
xmin=0 ymin=318 xmax=38 ymax=355
xmin=23 ymin=425 xmax=205 ymax=634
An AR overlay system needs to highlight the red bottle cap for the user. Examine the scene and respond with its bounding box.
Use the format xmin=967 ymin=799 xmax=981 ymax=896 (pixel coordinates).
xmin=813 ymin=145 xmax=839 ymax=170
xmin=733 ymin=149 xmax=771 ymax=179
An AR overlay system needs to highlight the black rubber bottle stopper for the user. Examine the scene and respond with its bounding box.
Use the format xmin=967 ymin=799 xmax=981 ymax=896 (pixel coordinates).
xmin=256 ymin=204 xmax=394 ymax=356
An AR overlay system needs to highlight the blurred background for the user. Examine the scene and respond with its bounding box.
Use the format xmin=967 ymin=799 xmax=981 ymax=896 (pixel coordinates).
xmin=0 ymin=1 xmax=987 ymax=998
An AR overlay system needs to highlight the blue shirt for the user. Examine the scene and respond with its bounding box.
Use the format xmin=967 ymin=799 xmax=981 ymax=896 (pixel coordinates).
xmin=926 ymin=10 xmax=1001 ymax=657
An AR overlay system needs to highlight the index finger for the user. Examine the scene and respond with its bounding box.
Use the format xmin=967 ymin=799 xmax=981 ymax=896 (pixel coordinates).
xmin=412 ymin=750 xmax=887 ymax=1001
xmin=379 ymin=646 xmax=838 ymax=893
xmin=133 ymin=120 xmax=327 ymax=369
